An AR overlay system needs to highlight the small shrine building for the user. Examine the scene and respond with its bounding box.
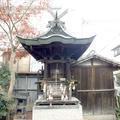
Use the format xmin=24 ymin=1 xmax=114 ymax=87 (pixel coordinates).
xmin=17 ymin=12 xmax=120 ymax=119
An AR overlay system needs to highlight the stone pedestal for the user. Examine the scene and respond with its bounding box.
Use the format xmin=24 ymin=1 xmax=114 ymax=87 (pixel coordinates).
xmin=32 ymin=97 xmax=83 ymax=120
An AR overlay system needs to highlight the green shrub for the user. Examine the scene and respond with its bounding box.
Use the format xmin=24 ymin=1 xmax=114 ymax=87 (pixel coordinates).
xmin=0 ymin=64 xmax=16 ymax=119
xmin=0 ymin=64 xmax=10 ymax=91
xmin=116 ymin=96 xmax=120 ymax=120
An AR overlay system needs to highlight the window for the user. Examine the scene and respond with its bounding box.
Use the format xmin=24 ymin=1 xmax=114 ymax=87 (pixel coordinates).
xmin=114 ymin=46 xmax=120 ymax=57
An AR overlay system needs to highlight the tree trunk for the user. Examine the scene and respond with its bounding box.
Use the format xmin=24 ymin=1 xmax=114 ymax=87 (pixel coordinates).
xmin=8 ymin=50 xmax=16 ymax=97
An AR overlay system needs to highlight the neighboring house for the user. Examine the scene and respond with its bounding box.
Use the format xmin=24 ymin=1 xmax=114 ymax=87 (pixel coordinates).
xmin=2 ymin=48 xmax=43 ymax=73
xmin=112 ymin=45 xmax=120 ymax=57
xmin=2 ymin=49 xmax=44 ymax=112
xmin=14 ymin=72 xmax=40 ymax=112
xmin=112 ymin=45 xmax=120 ymax=96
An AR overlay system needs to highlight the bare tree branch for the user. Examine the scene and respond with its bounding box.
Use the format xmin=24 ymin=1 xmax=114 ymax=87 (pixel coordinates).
xmin=0 ymin=17 xmax=11 ymax=31
xmin=14 ymin=0 xmax=34 ymax=25
xmin=8 ymin=15 xmax=18 ymax=35
xmin=0 ymin=20 xmax=14 ymax=49
xmin=0 ymin=23 xmax=10 ymax=39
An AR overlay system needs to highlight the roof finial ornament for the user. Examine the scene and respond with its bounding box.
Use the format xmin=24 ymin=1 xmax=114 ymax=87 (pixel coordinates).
xmin=47 ymin=8 xmax=68 ymax=30
xmin=55 ymin=11 xmax=58 ymax=20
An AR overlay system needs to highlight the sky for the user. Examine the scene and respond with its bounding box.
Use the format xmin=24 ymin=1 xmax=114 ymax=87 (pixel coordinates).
xmin=43 ymin=0 xmax=120 ymax=61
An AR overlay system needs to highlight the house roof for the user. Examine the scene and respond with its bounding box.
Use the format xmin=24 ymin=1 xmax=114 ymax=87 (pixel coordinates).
xmin=17 ymin=14 xmax=95 ymax=60
xmin=112 ymin=45 xmax=120 ymax=51
xmin=17 ymin=12 xmax=95 ymax=46
xmin=73 ymin=54 xmax=120 ymax=69
xmin=17 ymin=35 xmax=95 ymax=46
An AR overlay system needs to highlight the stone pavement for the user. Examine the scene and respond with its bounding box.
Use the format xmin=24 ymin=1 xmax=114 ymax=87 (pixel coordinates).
xmin=14 ymin=112 xmax=32 ymax=120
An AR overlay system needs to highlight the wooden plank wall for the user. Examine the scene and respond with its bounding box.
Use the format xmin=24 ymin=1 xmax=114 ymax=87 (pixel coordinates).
xmin=14 ymin=74 xmax=38 ymax=103
xmin=72 ymin=66 xmax=115 ymax=115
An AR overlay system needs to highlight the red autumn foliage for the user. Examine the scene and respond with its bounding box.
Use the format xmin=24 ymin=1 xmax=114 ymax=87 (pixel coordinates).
xmin=0 ymin=0 xmax=48 ymax=58
xmin=3 ymin=48 xmax=28 ymax=60
xmin=0 ymin=0 xmax=48 ymax=36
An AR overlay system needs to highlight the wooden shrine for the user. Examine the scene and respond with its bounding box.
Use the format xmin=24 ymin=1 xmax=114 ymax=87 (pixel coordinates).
xmin=17 ymin=11 xmax=120 ymax=119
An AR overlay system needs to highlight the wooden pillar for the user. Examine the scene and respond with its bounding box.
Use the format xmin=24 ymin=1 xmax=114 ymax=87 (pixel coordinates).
xmin=43 ymin=60 xmax=48 ymax=99
xmin=66 ymin=59 xmax=72 ymax=99
xmin=66 ymin=60 xmax=71 ymax=80
xmin=44 ymin=61 xmax=48 ymax=79
xmin=61 ymin=62 xmax=64 ymax=78
xmin=91 ymin=59 xmax=95 ymax=90
xmin=25 ymin=75 xmax=28 ymax=92
xmin=91 ymin=59 xmax=96 ymax=114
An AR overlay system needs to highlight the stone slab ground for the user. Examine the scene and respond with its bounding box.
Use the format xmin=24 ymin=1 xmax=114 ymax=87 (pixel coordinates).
xmin=84 ymin=115 xmax=116 ymax=120
xmin=14 ymin=112 xmax=116 ymax=120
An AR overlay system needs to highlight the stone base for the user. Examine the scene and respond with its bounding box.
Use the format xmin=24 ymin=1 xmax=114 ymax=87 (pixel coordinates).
xmin=33 ymin=98 xmax=83 ymax=120
xmin=33 ymin=106 xmax=83 ymax=120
